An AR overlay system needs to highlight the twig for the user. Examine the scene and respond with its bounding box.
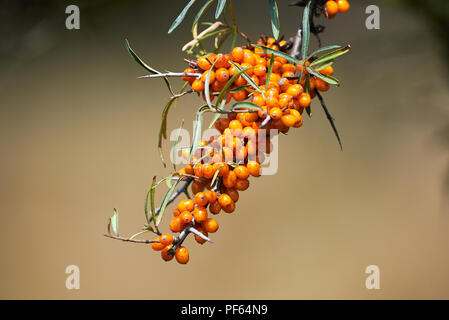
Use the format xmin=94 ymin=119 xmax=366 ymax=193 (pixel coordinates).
xmin=149 ymin=177 xmax=194 ymax=222
xmin=104 ymin=234 xmax=158 ymax=244
xmin=138 ymin=73 xmax=201 ymax=79
xmin=290 ymin=25 xmax=302 ymax=59
xmin=183 ymin=22 xmax=224 ymax=52
xmin=260 ymin=115 xmax=272 ymax=129
xmin=315 ymin=90 xmax=343 ymax=150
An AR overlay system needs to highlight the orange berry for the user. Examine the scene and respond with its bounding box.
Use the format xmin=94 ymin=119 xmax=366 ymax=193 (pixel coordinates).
xmin=235 ymin=178 xmax=249 ymax=191
xmin=226 ymin=188 xmax=239 ymax=202
xmin=216 ymin=68 xmax=230 ymax=83
xmin=193 ymin=206 xmax=208 ymax=223
xmin=201 ymin=69 xmax=215 ymax=83
xmin=234 ymin=165 xmax=249 ymax=179
xmin=152 ymin=237 xmax=165 ymax=251
xmin=223 ymin=170 xmax=237 ymax=188
xmin=173 ymin=207 xmax=181 ymax=217
xmin=281 ymin=114 xmax=297 ymax=127
xmin=229 ymin=120 xmax=243 ymax=136
xmin=286 ymin=84 xmax=303 ymax=98
xmin=272 ymin=61 xmax=282 ymax=73
xmin=266 ymin=96 xmax=279 ymax=109
xmin=320 ymin=65 xmax=334 ymax=76
xmin=298 ymin=92 xmax=311 ymax=108
xmin=214 ymin=54 xmax=228 ymax=68
xmin=218 ymin=193 xmax=233 ymax=208
xmin=234 ymin=74 xmax=247 ymax=87
xmin=315 ymin=78 xmax=330 ymax=92
xmin=205 ymin=190 xmax=217 ymax=203
xmin=191 ymin=180 xmax=205 ymax=194
xmin=336 ymin=0 xmax=350 ymax=13
xmin=177 ymin=199 xmax=194 ymax=212
xmin=194 ymin=192 xmax=208 ymax=207
xmin=233 ymin=89 xmax=247 ymax=102
xmin=182 ymin=67 xmax=196 ymax=83
xmin=243 ymin=50 xmax=256 ymax=65
xmin=180 ymin=211 xmax=193 ymax=224
xmin=325 ymin=0 xmax=339 ymax=17
xmin=160 ymin=233 xmax=174 ymax=246
xmin=254 ymin=64 xmax=267 ymax=77
xmin=198 ymin=55 xmax=213 ymax=70
xmin=231 ymin=47 xmax=244 ymax=62
xmin=241 ymin=62 xmax=254 ymax=76
xmin=209 ymin=200 xmax=221 ymax=215
xmin=169 ymin=216 xmax=184 ymax=232
xmin=269 ymin=107 xmax=283 ymax=120
xmin=247 ymin=161 xmax=261 ymax=177
xmin=191 ymin=79 xmax=205 ymax=92
xmin=222 ymin=202 xmax=235 ymax=213
xmin=202 ymin=218 xmax=219 ymax=233
xmin=161 ymin=244 xmax=174 ymax=261
xmin=281 ymin=63 xmax=296 ymax=73
xmin=185 ymin=164 xmax=194 ymax=175
xmin=202 ymin=163 xmax=215 ymax=179
xmin=175 ymin=246 xmax=189 ymax=264
xmin=258 ymin=106 xmax=268 ymax=119
xmin=213 ymin=162 xmax=229 ymax=176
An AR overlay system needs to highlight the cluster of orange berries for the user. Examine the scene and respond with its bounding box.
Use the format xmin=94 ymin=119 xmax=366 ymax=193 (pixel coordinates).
xmin=323 ymin=0 xmax=350 ymax=19
xmin=153 ymin=36 xmax=339 ymax=264
xmin=183 ymin=37 xmax=336 ymax=120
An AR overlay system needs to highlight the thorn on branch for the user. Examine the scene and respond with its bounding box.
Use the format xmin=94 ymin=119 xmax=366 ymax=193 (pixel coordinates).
xmin=315 ymin=90 xmax=343 ymax=150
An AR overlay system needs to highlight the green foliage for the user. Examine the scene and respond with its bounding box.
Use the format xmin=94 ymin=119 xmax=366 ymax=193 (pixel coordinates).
xmin=269 ymin=0 xmax=280 ymax=40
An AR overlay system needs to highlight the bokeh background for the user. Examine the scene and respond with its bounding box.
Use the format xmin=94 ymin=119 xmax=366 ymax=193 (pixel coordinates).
xmin=1 ymin=0 xmax=449 ymax=299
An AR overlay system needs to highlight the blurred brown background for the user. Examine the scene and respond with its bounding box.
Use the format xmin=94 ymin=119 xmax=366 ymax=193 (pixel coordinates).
xmin=1 ymin=0 xmax=448 ymax=299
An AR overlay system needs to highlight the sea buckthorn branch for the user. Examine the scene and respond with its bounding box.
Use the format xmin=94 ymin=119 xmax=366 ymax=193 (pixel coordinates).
xmin=106 ymin=0 xmax=352 ymax=264
xmin=137 ymin=72 xmax=202 ymax=79
xmin=104 ymin=233 xmax=159 ymax=244
xmin=314 ymin=89 xmax=342 ymax=149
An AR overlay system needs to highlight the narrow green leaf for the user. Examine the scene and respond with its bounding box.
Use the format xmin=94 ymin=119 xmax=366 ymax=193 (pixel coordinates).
xmin=310 ymin=45 xmax=351 ymax=67
xmin=110 ymin=208 xmax=119 ymax=236
xmin=305 ymin=106 xmax=312 ymax=117
xmin=306 ymin=66 xmax=340 ymax=86
xmin=209 ymin=113 xmax=222 ymax=129
xmin=150 ymin=176 xmax=157 ymax=227
xmin=304 ymin=74 xmax=310 ymax=93
xmin=229 ymin=84 xmax=251 ymax=93
xmin=228 ymin=61 xmax=264 ymax=95
xmin=168 ymin=0 xmax=197 ymax=34
xmin=210 ymin=163 xmax=223 ymax=187
xmin=165 ymin=175 xmax=173 ymax=189
xmin=192 ymin=0 xmax=215 ymax=30
xmin=307 ymin=45 xmax=341 ymax=61
xmin=188 ymin=105 xmax=210 ymax=163
xmin=204 ymin=60 xmax=218 ymax=111
xmin=158 ymin=98 xmax=176 ymax=168
xmin=125 ymin=39 xmax=174 ymax=95
xmin=231 ymin=102 xmax=262 ymax=112
xmin=313 ymin=60 xmax=334 ymax=72
xmin=156 ymin=179 xmax=180 ymax=226
xmin=215 ymin=0 xmax=227 ymax=19
xmin=158 ymin=82 xmax=188 ymax=167
xmin=269 ymin=0 xmax=280 ymax=40
xmin=301 ymin=1 xmax=311 ymax=60
xmin=265 ymin=53 xmax=275 ymax=91
xmin=252 ymin=44 xmax=301 ymax=66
